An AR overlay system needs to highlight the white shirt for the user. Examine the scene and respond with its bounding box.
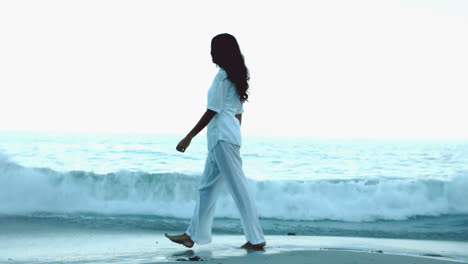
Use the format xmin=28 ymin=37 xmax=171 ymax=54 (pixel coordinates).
xmin=206 ymin=68 xmax=244 ymax=151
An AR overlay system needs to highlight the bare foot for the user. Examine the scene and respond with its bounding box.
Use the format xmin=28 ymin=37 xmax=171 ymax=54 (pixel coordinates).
xmin=240 ymin=241 xmax=266 ymax=250
xmin=165 ymin=233 xmax=194 ymax=248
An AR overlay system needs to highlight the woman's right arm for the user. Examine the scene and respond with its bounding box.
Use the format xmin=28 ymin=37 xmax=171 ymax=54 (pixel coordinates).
xmin=235 ymin=114 xmax=242 ymax=126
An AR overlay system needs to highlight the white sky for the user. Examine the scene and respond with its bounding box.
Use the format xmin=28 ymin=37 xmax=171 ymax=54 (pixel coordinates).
xmin=1 ymin=0 xmax=467 ymax=139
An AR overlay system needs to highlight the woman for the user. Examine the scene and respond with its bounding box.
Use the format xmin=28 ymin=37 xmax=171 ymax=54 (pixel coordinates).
xmin=165 ymin=33 xmax=266 ymax=250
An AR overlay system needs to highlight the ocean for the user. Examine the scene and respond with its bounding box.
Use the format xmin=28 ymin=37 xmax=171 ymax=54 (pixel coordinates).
xmin=1 ymin=130 xmax=467 ymax=244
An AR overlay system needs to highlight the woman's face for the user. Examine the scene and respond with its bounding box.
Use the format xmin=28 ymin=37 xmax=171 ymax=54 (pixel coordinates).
xmin=210 ymin=48 xmax=216 ymax=63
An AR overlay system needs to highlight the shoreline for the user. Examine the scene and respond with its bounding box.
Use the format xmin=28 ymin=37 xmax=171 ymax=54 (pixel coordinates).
xmin=1 ymin=230 xmax=467 ymax=263
xmin=164 ymin=249 xmax=467 ymax=264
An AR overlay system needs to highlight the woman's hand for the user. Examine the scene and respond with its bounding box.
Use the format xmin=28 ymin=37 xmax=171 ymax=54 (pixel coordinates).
xmin=175 ymin=109 xmax=217 ymax=153
xmin=176 ymin=136 xmax=192 ymax=153
xmin=175 ymin=110 xmax=217 ymax=153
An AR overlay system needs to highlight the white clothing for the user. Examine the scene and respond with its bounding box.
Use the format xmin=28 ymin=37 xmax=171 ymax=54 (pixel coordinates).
xmin=206 ymin=68 xmax=244 ymax=152
xmin=185 ymin=140 xmax=265 ymax=245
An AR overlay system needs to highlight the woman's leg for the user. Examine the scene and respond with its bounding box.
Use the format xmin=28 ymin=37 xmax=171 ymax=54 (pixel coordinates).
xmin=212 ymin=140 xmax=266 ymax=245
xmin=185 ymin=148 xmax=225 ymax=244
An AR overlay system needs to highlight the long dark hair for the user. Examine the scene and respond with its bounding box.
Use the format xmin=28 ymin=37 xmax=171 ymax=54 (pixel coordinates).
xmin=211 ymin=33 xmax=249 ymax=103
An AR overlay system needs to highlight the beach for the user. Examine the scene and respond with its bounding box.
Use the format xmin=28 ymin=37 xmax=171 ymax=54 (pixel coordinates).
xmin=1 ymin=217 xmax=467 ymax=263
xmin=2 ymin=0 xmax=468 ymax=262
xmin=1 ymin=132 xmax=467 ymax=263
xmin=166 ymin=250 xmax=466 ymax=264
xmin=2 ymin=231 xmax=467 ymax=263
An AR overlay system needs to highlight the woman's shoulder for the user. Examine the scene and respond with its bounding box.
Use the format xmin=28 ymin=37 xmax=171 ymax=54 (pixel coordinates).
xmin=216 ymin=68 xmax=228 ymax=80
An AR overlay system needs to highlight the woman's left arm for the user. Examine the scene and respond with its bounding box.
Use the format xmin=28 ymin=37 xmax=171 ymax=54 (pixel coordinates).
xmin=176 ymin=109 xmax=217 ymax=152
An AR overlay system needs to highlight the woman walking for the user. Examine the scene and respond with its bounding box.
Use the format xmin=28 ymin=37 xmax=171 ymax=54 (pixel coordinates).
xmin=165 ymin=33 xmax=266 ymax=250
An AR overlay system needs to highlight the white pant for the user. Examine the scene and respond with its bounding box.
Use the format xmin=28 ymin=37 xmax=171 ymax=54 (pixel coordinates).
xmin=185 ymin=140 xmax=265 ymax=245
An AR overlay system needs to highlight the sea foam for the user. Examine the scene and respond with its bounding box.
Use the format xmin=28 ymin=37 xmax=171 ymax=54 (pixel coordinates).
xmin=1 ymin=154 xmax=467 ymax=222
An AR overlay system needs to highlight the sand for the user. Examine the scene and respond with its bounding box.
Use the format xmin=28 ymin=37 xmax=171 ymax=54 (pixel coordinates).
xmin=1 ymin=226 xmax=467 ymax=263
xmin=165 ymin=250 xmax=464 ymax=264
